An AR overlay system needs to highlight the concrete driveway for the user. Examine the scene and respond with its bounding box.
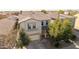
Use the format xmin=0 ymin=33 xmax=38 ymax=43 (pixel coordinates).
xmin=63 ymin=29 xmax=79 ymax=49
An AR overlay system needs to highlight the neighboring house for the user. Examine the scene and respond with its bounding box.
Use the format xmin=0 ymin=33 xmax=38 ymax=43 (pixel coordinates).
xmin=50 ymin=14 xmax=75 ymax=28
xmin=74 ymin=14 xmax=79 ymax=30
xmin=60 ymin=14 xmax=75 ymax=27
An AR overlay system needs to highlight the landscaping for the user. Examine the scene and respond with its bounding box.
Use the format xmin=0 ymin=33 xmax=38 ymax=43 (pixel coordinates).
xmin=48 ymin=18 xmax=76 ymax=48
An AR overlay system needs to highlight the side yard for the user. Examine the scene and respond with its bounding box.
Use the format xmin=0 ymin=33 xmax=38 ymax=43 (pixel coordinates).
xmin=0 ymin=30 xmax=17 ymax=49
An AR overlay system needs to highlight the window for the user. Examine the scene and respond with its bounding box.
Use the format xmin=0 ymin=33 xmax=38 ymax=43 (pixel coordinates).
xmin=27 ymin=23 xmax=36 ymax=30
xmin=33 ymin=25 xmax=36 ymax=29
xmin=27 ymin=24 xmax=31 ymax=30
xmin=46 ymin=21 xmax=48 ymax=25
xmin=41 ymin=21 xmax=43 ymax=25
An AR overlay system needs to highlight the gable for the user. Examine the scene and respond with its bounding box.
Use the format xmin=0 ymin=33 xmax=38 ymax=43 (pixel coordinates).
xmin=19 ymin=18 xmax=39 ymax=23
xmin=19 ymin=17 xmax=40 ymax=24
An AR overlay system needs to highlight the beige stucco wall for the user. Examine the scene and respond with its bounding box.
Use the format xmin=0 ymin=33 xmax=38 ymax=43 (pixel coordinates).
xmin=74 ymin=18 xmax=79 ymax=30
xmin=20 ymin=19 xmax=42 ymax=40
xmin=74 ymin=14 xmax=79 ymax=30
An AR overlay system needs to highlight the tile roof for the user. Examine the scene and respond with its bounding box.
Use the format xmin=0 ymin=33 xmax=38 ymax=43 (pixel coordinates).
xmin=17 ymin=11 xmax=58 ymax=21
xmin=17 ymin=11 xmax=74 ymax=22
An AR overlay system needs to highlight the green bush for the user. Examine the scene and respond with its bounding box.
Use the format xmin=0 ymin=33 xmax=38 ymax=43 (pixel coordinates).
xmin=48 ymin=18 xmax=76 ymax=46
xmin=58 ymin=10 xmax=64 ymax=14
xmin=41 ymin=10 xmax=48 ymax=14
xmin=16 ymin=29 xmax=30 ymax=48
xmin=70 ymin=34 xmax=76 ymax=41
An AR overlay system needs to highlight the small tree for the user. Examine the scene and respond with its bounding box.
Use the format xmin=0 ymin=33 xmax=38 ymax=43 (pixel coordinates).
xmin=16 ymin=29 xmax=30 ymax=48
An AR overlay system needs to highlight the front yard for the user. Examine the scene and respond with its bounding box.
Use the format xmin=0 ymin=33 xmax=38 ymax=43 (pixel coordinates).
xmin=26 ymin=29 xmax=79 ymax=49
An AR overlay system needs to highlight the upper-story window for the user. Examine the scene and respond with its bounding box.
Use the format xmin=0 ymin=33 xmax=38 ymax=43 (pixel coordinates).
xmin=27 ymin=23 xmax=36 ymax=30
xmin=33 ymin=24 xmax=36 ymax=29
xmin=42 ymin=21 xmax=48 ymax=26
xmin=27 ymin=24 xmax=31 ymax=30
xmin=42 ymin=21 xmax=43 ymax=26
xmin=46 ymin=20 xmax=48 ymax=25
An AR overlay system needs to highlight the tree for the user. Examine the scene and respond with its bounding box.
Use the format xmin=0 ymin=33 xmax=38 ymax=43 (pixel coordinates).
xmin=41 ymin=10 xmax=48 ymax=14
xmin=61 ymin=19 xmax=73 ymax=42
xmin=48 ymin=18 xmax=76 ymax=47
xmin=58 ymin=10 xmax=64 ymax=14
xmin=48 ymin=18 xmax=63 ymax=47
xmin=16 ymin=29 xmax=30 ymax=48
xmin=48 ymin=18 xmax=62 ymax=40
xmin=68 ymin=10 xmax=77 ymax=16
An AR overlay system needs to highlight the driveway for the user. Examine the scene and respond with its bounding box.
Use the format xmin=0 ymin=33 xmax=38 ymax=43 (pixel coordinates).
xmin=63 ymin=29 xmax=79 ymax=49
xmin=27 ymin=39 xmax=51 ymax=49
xmin=73 ymin=29 xmax=79 ymax=38
xmin=63 ymin=39 xmax=79 ymax=49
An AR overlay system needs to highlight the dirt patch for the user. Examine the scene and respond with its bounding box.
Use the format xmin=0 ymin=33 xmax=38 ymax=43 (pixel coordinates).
xmin=0 ymin=14 xmax=7 ymax=20
xmin=0 ymin=30 xmax=17 ymax=49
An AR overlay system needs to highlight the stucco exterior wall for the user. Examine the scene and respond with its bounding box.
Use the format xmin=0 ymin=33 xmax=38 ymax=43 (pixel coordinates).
xmin=74 ymin=14 xmax=79 ymax=30
xmin=20 ymin=19 xmax=42 ymax=40
xmin=74 ymin=18 xmax=79 ymax=30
